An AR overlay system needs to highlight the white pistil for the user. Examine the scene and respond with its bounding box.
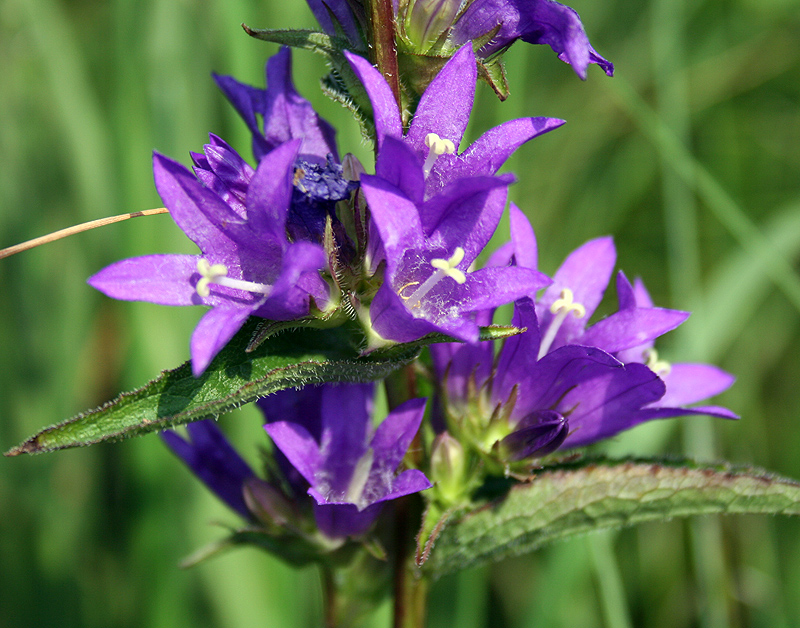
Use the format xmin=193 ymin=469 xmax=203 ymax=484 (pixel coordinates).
xmin=403 ymin=247 xmax=467 ymax=310
xmin=195 ymin=258 xmax=272 ymax=298
xmin=644 ymin=348 xmax=671 ymax=377
xmin=538 ymin=288 xmax=586 ymax=359
xmin=423 ymin=132 xmax=456 ymax=178
xmin=345 ymin=448 xmax=374 ymax=506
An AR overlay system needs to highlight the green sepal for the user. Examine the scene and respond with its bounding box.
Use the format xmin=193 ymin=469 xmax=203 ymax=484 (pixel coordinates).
xmin=241 ymin=25 xmax=355 ymax=57
xmin=477 ymin=59 xmax=510 ymax=101
xmin=180 ymin=526 xmax=324 ymax=569
xmin=5 ymin=321 xmax=419 ymax=456
xmin=422 ymin=457 xmax=800 ymax=578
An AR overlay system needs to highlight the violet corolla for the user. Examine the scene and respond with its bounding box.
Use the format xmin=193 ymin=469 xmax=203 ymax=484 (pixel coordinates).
xmin=214 ymin=47 xmax=358 ymax=242
xmin=361 ymin=137 xmax=551 ymax=345
xmin=450 ymin=0 xmax=614 ymax=79
xmin=261 ymin=384 xmax=432 ymax=538
xmin=394 ymin=0 xmax=612 ymax=82
xmin=162 ymin=420 xmax=256 ymax=519
xmin=214 ymin=47 xmax=338 ymax=164
xmin=88 ymin=139 xmax=328 ymax=376
xmin=430 ymin=205 xmax=735 ymax=476
xmin=345 ymin=45 xmax=565 ymax=196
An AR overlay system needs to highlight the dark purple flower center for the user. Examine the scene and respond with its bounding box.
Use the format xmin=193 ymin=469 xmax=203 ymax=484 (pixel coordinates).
xmin=288 ymin=155 xmax=359 ymax=242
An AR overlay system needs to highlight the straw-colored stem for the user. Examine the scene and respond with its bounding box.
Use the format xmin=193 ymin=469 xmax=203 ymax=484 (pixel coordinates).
xmin=0 ymin=207 xmax=169 ymax=260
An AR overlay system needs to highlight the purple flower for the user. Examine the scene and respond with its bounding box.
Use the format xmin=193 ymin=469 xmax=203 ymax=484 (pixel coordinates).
xmin=214 ymin=48 xmax=358 ymax=242
xmin=262 ymin=384 xmax=432 ymax=538
xmin=361 ymin=137 xmax=551 ymax=345
xmin=534 ymin=236 xmax=690 ymax=359
xmin=88 ymin=140 xmax=327 ymax=376
xmin=345 ymin=45 xmax=565 ymax=197
xmin=431 ymin=206 xmax=735 ymax=461
xmin=162 ymin=420 xmax=255 ymax=519
xmin=613 ymin=272 xmax=738 ymax=421
xmin=450 ymin=0 xmax=614 ymax=80
xmin=432 ymin=297 xmax=662 ymax=460
xmin=214 ymin=47 xmax=339 ymax=164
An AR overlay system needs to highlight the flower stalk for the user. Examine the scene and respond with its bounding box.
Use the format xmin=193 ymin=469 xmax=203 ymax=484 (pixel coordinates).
xmin=367 ymin=0 xmax=402 ymax=114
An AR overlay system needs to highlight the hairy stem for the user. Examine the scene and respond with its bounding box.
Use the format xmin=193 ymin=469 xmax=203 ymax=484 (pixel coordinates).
xmin=367 ymin=0 xmax=401 ymax=111
xmin=394 ymin=497 xmax=428 ymax=628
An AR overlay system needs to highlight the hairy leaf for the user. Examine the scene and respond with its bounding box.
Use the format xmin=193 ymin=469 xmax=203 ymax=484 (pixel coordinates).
xmin=6 ymin=322 xmax=519 ymax=456
xmin=423 ymin=458 xmax=800 ymax=578
xmin=5 ymin=321 xmax=418 ymax=455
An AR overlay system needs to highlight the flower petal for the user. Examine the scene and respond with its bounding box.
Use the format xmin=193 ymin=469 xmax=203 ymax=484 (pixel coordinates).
xmin=318 ymin=384 xmax=373 ymax=497
xmin=375 ymin=136 xmax=425 ymax=206
xmin=537 ymin=235 xmax=616 ymax=346
xmin=153 ymin=153 xmax=244 ymax=264
xmin=305 ymin=0 xmax=361 ymax=43
xmin=406 ymin=45 xmax=477 ymax=155
xmin=658 ymin=363 xmax=735 ymax=407
xmin=423 ymin=175 xmax=513 ymax=263
xmin=190 ymin=306 xmax=256 ymax=376
xmin=369 ymin=283 xmax=442 ymax=343
xmin=580 ymin=307 xmax=690 ymax=353
xmin=509 ymin=202 xmax=539 ymax=270
xmin=516 ymin=344 xmax=623 ymax=417
xmin=88 ymin=254 xmax=203 ymax=306
xmin=384 ymin=468 xmax=433 ymax=500
xmin=246 ymin=139 xmax=302 ymax=240
xmin=345 ymin=51 xmax=403 ymax=149
xmin=458 ymin=267 xmax=551 ymax=313
xmin=313 ymin=501 xmax=382 ymax=537
xmin=162 ymin=420 xmax=254 ymax=518
xmin=262 ymin=48 xmax=340 ymax=162
xmin=369 ymin=398 xmax=427 ymax=472
xmin=361 ymin=174 xmax=425 ymax=263
xmin=561 ymin=363 xmax=665 ymax=448
xmin=430 ymin=117 xmax=564 ymax=192
xmin=265 ymin=420 xmax=322 ymax=484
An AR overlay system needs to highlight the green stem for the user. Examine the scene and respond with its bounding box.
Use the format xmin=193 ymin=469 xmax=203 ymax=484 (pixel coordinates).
xmin=366 ymin=0 xmax=401 ymax=110
xmin=394 ymin=499 xmax=428 ymax=628
xmin=322 ymin=566 xmax=337 ymax=628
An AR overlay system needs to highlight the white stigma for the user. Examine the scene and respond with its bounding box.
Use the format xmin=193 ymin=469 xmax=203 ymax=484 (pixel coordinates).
xmin=195 ymin=258 xmax=273 ymax=298
xmin=538 ymin=288 xmax=586 ymax=359
xmin=345 ymin=448 xmax=375 ymax=507
xmin=423 ymin=132 xmax=456 ymax=178
xmin=402 ymin=247 xmax=467 ymax=310
xmin=644 ymin=348 xmax=672 ymax=377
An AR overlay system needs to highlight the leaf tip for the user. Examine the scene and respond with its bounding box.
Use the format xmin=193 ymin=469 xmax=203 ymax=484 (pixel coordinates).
xmin=4 ymin=439 xmax=40 ymax=457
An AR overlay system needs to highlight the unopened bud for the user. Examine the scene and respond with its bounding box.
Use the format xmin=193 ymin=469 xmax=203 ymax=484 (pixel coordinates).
xmin=243 ymin=478 xmax=296 ymax=528
xmin=430 ymin=431 xmax=467 ymax=504
xmin=405 ymin=0 xmax=462 ymax=53
xmin=342 ymin=153 xmax=366 ymax=182
xmin=498 ymin=411 xmax=568 ymax=462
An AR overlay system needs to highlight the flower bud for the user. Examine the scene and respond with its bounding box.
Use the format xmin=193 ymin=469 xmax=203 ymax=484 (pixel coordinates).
xmin=430 ymin=431 xmax=467 ymax=504
xmin=404 ymin=0 xmax=463 ymax=53
xmin=342 ymin=153 xmax=366 ymax=182
xmin=498 ymin=411 xmax=568 ymax=462
xmin=243 ymin=478 xmax=297 ymax=528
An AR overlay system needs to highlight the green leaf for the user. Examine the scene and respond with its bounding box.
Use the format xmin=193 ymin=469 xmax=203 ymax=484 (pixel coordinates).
xmin=422 ymin=458 xmax=800 ymax=578
xmin=241 ymin=26 xmax=354 ymax=56
xmin=5 ymin=321 xmax=519 ymax=456
xmin=5 ymin=321 xmax=420 ymax=456
xmin=241 ymin=25 xmax=377 ymax=142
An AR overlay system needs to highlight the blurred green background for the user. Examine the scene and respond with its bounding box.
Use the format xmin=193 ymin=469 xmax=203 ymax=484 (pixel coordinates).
xmin=1 ymin=0 xmax=799 ymax=625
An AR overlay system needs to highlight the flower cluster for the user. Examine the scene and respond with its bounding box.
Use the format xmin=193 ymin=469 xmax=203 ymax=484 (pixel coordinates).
xmin=430 ymin=206 xmax=736 ymax=485
xmin=90 ymin=2 xmax=733 ymax=550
